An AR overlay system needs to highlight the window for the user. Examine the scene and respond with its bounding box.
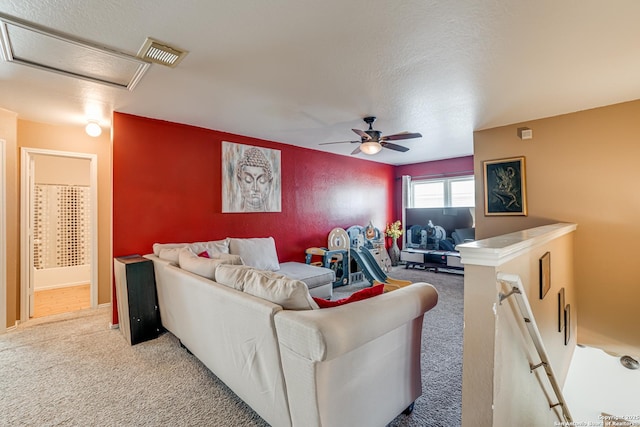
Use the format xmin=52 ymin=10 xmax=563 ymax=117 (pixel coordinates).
xmin=410 ymin=176 xmax=475 ymax=208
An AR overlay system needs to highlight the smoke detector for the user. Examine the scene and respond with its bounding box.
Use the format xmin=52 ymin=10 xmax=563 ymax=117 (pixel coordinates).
xmin=137 ymin=37 xmax=187 ymax=68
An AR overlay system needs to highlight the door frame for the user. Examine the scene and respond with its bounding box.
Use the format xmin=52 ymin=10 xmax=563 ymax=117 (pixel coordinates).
xmin=0 ymin=139 xmax=6 ymax=332
xmin=20 ymin=148 xmax=98 ymax=321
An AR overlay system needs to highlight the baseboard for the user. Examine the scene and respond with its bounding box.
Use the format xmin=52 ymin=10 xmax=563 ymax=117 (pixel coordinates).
xmin=35 ymin=282 xmax=89 ymax=291
xmin=98 ymin=303 xmax=119 ymax=329
xmin=4 ymin=320 xmax=18 ymax=333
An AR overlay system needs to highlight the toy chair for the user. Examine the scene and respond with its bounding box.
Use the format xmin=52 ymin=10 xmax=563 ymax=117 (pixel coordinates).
xmin=305 ymin=247 xmax=349 ymax=287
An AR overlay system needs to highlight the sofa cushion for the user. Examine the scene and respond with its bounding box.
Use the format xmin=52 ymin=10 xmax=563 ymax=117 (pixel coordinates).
xmin=154 ymin=242 xmax=188 ymax=256
xmin=229 ymin=237 xmax=280 ymax=271
xmin=207 ymin=252 xmax=244 ymax=265
xmin=154 ymin=239 xmax=230 ymax=260
xmin=190 ymin=239 xmax=230 ymax=256
xmin=278 ymin=262 xmax=335 ymax=290
xmin=243 ymin=270 xmax=318 ymax=310
xmin=178 ymin=247 xmax=234 ymax=281
xmin=215 ymin=264 xmax=258 ymax=291
xmin=313 ymin=284 xmax=384 ymax=308
xmin=157 ymin=247 xmax=183 ymax=264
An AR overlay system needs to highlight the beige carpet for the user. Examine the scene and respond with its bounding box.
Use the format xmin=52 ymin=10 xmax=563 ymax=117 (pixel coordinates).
xmin=0 ymin=307 xmax=267 ymax=426
xmin=0 ymin=267 xmax=462 ymax=426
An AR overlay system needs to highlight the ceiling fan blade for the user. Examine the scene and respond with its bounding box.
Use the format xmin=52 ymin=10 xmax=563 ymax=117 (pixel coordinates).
xmin=382 ymin=132 xmax=422 ymax=141
xmin=351 ymin=146 xmax=362 ymax=155
xmin=319 ymin=140 xmax=360 ymax=145
xmin=381 ymin=142 xmax=410 ymax=152
xmin=352 ymin=129 xmax=371 ymax=140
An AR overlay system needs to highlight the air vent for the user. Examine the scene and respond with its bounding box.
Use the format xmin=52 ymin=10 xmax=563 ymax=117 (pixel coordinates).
xmin=137 ymin=38 xmax=187 ymax=68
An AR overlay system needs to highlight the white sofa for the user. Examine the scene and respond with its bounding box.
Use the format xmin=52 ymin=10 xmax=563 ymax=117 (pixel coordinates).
xmin=150 ymin=237 xmax=335 ymax=299
xmin=145 ymin=238 xmax=439 ymax=427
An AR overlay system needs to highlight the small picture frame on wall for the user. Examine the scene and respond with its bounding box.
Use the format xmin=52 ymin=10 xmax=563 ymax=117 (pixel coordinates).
xmin=483 ymin=156 xmax=528 ymax=216
xmin=539 ymin=252 xmax=551 ymax=299
xmin=558 ymin=288 xmax=565 ymax=332
xmin=564 ymin=304 xmax=571 ymax=345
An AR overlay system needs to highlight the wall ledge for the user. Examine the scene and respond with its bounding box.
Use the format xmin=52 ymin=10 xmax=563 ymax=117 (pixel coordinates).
xmin=457 ymin=223 xmax=577 ymax=267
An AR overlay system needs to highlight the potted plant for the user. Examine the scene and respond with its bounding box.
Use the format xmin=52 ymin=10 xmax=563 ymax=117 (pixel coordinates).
xmin=385 ymin=220 xmax=403 ymax=266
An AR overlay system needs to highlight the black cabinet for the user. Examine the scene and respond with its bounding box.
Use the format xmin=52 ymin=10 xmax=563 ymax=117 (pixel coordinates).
xmin=113 ymin=255 xmax=161 ymax=345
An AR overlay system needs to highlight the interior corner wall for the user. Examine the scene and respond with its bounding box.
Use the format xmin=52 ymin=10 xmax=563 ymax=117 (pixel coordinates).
xmin=472 ymin=99 xmax=640 ymax=358
xmin=17 ymin=120 xmax=112 ymax=309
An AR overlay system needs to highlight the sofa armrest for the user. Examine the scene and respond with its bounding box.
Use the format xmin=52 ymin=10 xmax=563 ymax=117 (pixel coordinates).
xmin=274 ymin=282 xmax=438 ymax=362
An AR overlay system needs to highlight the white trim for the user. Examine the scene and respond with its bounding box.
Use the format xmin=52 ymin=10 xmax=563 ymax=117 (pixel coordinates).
xmin=401 ymin=175 xmax=410 ymax=247
xmin=20 ymin=148 xmax=99 ymax=322
xmin=409 ymin=174 xmax=475 ymax=208
xmin=0 ymin=139 xmax=6 ymax=333
xmin=457 ymin=223 xmax=577 ymax=267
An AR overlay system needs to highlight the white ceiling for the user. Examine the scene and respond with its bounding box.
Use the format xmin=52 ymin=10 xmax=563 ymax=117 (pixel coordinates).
xmin=2 ymin=1 xmax=640 ymax=165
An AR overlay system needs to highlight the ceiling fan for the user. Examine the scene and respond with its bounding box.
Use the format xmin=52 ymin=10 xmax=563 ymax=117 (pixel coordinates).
xmin=319 ymin=116 xmax=422 ymax=155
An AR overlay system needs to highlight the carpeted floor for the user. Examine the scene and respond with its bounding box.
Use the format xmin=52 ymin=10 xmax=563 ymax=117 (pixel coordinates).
xmin=346 ymin=266 xmax=464 ymax=427
xmin=0 ymin=266 xmax=463 ymax=427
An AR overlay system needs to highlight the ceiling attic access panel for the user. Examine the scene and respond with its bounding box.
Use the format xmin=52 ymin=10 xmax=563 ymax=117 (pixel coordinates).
xmin=0 ymin=13 xmax=149 ymax=90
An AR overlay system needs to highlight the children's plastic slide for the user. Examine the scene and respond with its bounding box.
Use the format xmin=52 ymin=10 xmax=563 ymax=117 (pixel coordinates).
xmin=350 ymin=246 xmax=412 ymax=290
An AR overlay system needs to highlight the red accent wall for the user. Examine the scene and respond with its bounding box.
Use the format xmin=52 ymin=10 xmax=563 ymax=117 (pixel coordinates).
xmin=112 ymin=113 xmax=395 ymax=323
xmin=395 ymin=155 xmax=474 ymax=180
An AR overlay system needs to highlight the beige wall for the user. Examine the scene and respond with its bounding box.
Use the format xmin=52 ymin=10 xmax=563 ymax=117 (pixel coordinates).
xmin=473 ymin=99 xmax=640 ymax=358
xmin=0 ymin=109 xmax=18 ymax=327
xmin=34 ymin=154 xmax=91 ymax=186
xmin=0 ymin=119 xmax=112 ymax=326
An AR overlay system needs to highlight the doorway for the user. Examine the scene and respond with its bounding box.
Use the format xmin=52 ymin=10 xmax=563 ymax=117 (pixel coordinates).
xmin=20 ymin=148 xmax=98 ymax=321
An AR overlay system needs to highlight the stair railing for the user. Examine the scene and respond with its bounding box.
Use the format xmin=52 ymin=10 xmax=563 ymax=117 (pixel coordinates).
xmin=497 ymin=272 xmax=573 ymax=423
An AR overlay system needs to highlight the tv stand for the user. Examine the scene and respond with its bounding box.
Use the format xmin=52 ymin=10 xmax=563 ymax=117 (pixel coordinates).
xmin=400 ymin=249 xmax=463 ymax=274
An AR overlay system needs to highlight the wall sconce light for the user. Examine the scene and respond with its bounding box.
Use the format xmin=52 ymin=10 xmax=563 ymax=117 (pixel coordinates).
xmin=85 ymin=121 xmax=102 ymax=137
xmin=517 ymin=127 xmax=533 ymax=140
xmin=360 ymin=141 xmax=382 ymax=155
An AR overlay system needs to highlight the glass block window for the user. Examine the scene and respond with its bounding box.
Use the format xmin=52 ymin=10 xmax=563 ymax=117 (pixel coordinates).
xmin=33 ymin=184 xmax=91 ymax=269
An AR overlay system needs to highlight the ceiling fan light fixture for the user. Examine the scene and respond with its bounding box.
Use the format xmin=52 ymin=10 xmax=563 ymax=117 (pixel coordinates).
xmin=360 ymin=141 xmax=382 ymax=155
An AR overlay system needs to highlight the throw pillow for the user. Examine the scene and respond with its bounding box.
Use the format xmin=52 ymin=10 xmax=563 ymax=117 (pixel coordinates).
xmin=243 ymin=270 xmax=318 ymax=310
xmin=313 ymin=284 xmax=384 ymax=309
xmin=178 ymin=247 xmax=231 ymax=281
xmin=228 ymin=237 xmax=280 ymax=271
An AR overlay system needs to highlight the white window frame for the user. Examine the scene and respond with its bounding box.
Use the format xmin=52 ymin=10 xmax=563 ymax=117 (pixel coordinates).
xmin=409 ymin=175 xmax=475 ymax=208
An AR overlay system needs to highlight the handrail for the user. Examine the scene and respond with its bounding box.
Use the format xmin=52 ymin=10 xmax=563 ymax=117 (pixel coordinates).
xmin=497 ymin=272 xmax=573 ymax=423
